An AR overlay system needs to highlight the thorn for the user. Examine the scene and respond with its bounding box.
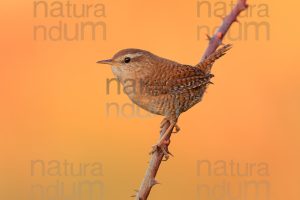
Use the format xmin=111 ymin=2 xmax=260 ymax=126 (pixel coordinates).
xmin=234 ymin=18 xmax=241 ymax=24
xmin=209 ymin=81 xmax=214 ymax=85
xmin=151 ymin=179 xmax=160 ymax=187
xmin=205 ymin=34 xmax=212 ymax=41
xmin=239 ymin=3 xmax=248 ymax=10
xmin=130 ymin=195 xmax=136 ymax=198
xmin=167 ymin=151 xmax=174 ymax=158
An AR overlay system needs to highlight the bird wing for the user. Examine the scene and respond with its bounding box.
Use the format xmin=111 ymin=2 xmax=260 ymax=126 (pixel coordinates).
xmin=142 ymin=64 xmax=213 ymax=96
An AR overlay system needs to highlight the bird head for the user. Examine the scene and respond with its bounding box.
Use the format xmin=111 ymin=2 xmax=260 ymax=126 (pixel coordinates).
xmin=97 ymin=49 xmax=156 ymax=77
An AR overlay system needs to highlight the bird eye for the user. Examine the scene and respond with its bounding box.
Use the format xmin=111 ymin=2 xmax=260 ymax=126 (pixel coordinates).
xmin=124 ymin=57 xmax=131 ymax=63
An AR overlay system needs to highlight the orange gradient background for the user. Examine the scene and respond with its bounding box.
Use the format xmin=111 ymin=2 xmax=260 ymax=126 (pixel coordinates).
xmin=1 ymin=0 xmax=300 ymax=200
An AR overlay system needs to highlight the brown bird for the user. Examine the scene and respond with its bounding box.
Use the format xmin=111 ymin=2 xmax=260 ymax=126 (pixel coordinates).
xmin=97 ymin=44 xmax=231 ymax=155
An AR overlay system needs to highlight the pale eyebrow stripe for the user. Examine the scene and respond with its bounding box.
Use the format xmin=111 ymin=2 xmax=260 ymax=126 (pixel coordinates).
xmin=126 ymin=53 xmax=143 ymax=58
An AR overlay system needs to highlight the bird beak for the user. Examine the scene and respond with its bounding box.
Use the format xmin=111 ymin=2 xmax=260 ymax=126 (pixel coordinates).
xmin=96 ymin=59 xmax=113 ymax=65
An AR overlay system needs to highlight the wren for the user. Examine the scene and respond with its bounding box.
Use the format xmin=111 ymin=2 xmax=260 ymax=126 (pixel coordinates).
xmin=97 ymin=44 xmax=231 ymax=155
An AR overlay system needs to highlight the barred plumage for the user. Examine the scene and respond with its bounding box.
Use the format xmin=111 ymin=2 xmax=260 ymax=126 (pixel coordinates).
xmin=98 ymin=45 xmax=231 ymax=119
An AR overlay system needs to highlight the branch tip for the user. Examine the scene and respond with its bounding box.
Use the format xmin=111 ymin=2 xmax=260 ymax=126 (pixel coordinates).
xmin=201 ymin=0 xmax=248 ymax=61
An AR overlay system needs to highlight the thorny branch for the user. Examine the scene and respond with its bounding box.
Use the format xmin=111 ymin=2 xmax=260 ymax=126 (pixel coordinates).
xmin=135 ymin=1 xmax=248 ymax=199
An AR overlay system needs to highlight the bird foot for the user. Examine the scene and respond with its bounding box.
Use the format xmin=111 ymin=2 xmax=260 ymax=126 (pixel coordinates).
xmin=160 ymin=118 xmax=180 ymax=134
xmin=149 ymin=140 xmax=173 ymax=160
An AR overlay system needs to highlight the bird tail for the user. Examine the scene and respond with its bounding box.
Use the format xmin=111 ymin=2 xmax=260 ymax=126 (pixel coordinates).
xmin=195 ymin=44 xmax=232 ymax=74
